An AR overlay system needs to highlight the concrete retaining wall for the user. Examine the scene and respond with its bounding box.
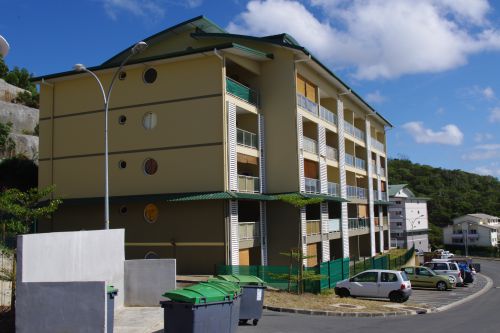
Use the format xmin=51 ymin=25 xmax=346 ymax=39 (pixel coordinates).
xmin=125 ymin=259 xmax=176 ymax=306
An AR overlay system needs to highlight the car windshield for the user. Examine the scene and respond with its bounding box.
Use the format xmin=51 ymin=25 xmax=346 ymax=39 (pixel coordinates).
xmin=425 ymin=268 xmax=437 ymax=276
xmin=400 ymin=271 xmax=410 ymax=282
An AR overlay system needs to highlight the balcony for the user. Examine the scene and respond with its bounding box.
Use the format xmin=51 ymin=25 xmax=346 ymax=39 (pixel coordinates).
xmin=345 ymin=153 xmax=355 ymax=167
xmin=382 ymin=217 xmax=388 ymax=226
xmin=328 ymin=182 xmax=340 ymax=196
xmin=374 ymin=217 xmax=379 ymax=226
xmin=346 ymin=185 xmax=368 ymax=199
xmin=326 ymin=146 xmax=338 ymax=161
xmin=306 ymin=220 xmax=321 ymax=236
xmin=319 ymin=106 xmax=337 ymax=126
xmin=372 ymin=189 xmax=379 ymax=200
xmin=303 ymin=137 xmax=318 ymax=154
xmin=239 ymin=222 xmax=260 ymax=240
xmin=371 ymin=138 xmax=385 ymax=152
xmin=226 ymin=77 xmax=259 ymax=106
xmin=297 ymin=93 xmax=318 ymax=116
xmin=304 ymin=177 xmax=320 ymax=194
xmin=344 ymin=121 xmax=365 ymax=141
xmin=237 ymin=128 xmax=258 ymax=149
xmin=380 ymin=167 xmax=386 ymax=176
xmin=355 ymin=157 xmax=366 ymax=170
xmin=348 ymin=218 xmax=369 ymax=229
xmin=238 ymin=175 xmax=260 ymax=193
xmin=328 ymin=219 xmax=341 ymax=233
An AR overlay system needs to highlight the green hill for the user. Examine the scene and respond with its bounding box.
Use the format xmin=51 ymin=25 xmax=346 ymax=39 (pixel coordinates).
xmin=388 ymin=158 xmax=500 ymax=248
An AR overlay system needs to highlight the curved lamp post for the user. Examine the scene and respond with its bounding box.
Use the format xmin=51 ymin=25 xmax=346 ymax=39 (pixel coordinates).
xmin=407 ymin=214 xmax=425 ymax=249
xmin=74 ymin=41 xmax=148 ymax=229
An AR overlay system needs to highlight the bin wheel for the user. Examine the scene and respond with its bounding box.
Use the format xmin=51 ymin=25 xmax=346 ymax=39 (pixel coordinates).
xmin=239 ymin=319 xmax=248 ymax=325
xmin=253 ymin=319 xmax=259 ymax=326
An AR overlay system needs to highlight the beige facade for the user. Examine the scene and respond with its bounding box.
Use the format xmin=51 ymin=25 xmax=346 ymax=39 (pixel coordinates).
xmin=35 ymin=16 xmax=392 ymax=274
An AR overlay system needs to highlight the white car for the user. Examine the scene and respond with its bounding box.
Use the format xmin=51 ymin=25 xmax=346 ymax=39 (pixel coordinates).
xmin=335 ymin=269 xmax=412 ymax=303
xmin=424 ymin=261 xmax=463 ymax=286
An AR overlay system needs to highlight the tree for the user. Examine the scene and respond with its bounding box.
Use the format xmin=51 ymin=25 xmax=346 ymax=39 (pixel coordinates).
xmin=0 ymin=121 xmax=15 ymax=157
xmin=0 ymin=55 xmax=40 ymax=108
xmin=0 ymin=54 xmax=8 ymax=78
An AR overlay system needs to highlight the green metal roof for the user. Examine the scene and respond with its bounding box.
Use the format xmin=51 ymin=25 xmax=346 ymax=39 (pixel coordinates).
xmin=374 ymin=200 xmax=393 ymax=206
xmin=164 ymin=191 xmax=275 ymax=202
xmin=388 ymin=184 xmax=407 ymax=197
xmin=272 ymin=192 xmax=349 ymax=202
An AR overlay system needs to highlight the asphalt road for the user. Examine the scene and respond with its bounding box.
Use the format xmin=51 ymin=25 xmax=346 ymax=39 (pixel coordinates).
xmin=239 ymin=259 xmax=499 ymax=333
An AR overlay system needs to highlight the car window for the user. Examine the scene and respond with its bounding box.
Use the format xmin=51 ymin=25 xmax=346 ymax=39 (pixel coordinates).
xmin=416 ymin=267 xmax=432 ymax=276
xmin=352 ymin=272 xmax=378 ymax=283
xmin=423 ymin=263 xmax=433 ymax=269
xmin=403 ymin=267 xmax=414 ymax=275
xmin=449 ymin=263 xmax=458 ymax=270
xmin=400 ymin=271 xmax=409 ymax=281
xmin=381 ymin=272 xmax=398 ymax=282
xmin=434 ymin=263 xmax=448 ymax=270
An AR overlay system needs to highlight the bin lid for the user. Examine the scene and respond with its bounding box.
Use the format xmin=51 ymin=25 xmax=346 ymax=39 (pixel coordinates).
xmin=162 ymin=283 xmax=230 ymax=304
xmin=205 ymin=280 xmax=241 ymax=299
xmin=107 ymin=285 xmax=118 ymax=294
xmin=217 ymin=274 xmax=266 ymax=286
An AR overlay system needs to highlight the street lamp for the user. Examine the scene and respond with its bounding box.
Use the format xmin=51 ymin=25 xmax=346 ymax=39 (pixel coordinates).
xmin=74 ymin=41 xmax=148 ymax=229
xmin=464 ymin=222 xmax=473 ymax=257
xmin=407 ymin=214 xmax=425 ymax=250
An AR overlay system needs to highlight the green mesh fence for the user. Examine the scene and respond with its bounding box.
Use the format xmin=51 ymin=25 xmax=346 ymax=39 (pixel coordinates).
xmin=226 ymin=78 xmax=259 ymax=105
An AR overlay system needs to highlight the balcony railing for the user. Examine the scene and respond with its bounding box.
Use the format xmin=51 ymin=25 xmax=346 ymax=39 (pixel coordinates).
xmin=346 ymin=185 xmax=368 ymax=199
xmin=238 ymin=175 xmax=260 ymax=193
xmin=372 ymin=189 xmax=379 ymax=200
xmin=306 ymin=220 xmax=321 ymax=236
xmin=304 ymin=177 xmax=320 ymax=194
xmin=348 ymin=218 xmax=369 ymax=229
xmin=382 ymin=217 xmax=388 ymax=226
xmin=381 ymin=191 xmax=388 ymax=201
xmin=355 ymin=157 xmax=366 ymax=170
xmin=328 ymin=182 xmax=340 ymax=196
xmin=326 ymin=146 xmax=338 ymax=161
xmin=237 ymin=128 xmax=258 ymax=149
xmin=226 ymin=77 xmax=259 ymax=106
xmin=297 ymin=93 xmax=318 ymax=116
xmin=319 ymin=106 xmax=338 ymax=126
xmin=239 ymin=222 xmax=260 ymax=240
xmin=303 ymin=136 xmax=318 ymax=154
xmin=371 ymin=138 xmax=385 ymax=152
xmin=328 ymin=218 xmax=341 ymax=232
xmin=380 ymin=167 xmax=386 ymax=176
xmin=345 ymin=153 xmax=355 ymax=167
xmin=344 ymin=121 xmax=365 ymax=141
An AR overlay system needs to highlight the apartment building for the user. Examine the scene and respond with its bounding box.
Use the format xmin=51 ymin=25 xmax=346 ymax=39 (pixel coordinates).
xmin=388 ymin=184 xmax=429 ymax=252
xmin=443 ymin=213 xmax=500 ymax=248
xmin=34 ymin=16 xmax=392 ymax=274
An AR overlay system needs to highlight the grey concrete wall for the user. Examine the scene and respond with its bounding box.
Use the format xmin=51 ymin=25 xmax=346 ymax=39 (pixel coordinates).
xmin=16 ymin=281 xmax=107 ymax=333
xmin=17 ymin=229 xmax=125 ymax=307
xmin=124 ymin=259 xmax=176 ymax=306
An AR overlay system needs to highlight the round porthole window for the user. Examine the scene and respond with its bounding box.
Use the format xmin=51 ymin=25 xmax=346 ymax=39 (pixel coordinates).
xmin=118 ymin=71 xmax=127 ymax=80
xmin=142 ymin=112 xmax=157 ymax=130
xmin=119 ymin=206 xmax=128 ymax=215
xmin=145 ymin=251 xmax=159 ymax=259
xmin=143 ymin=68 xmax=157 ymax=84
xmin=118 ymin=160 xmax=127 ymax=169
xmin=144 ymin=203 xmax=159 ymax=223
xmin=118 ymin=115 xmax=127 ymax=125
xmin=143 ymin=158 xmax=158 ymax=175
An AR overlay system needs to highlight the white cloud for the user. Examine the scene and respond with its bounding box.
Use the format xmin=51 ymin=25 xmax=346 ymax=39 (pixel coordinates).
xmin=102 ymin=0 xmax=165 ymax=20
xmin=186 ymin=0 xmax=203 ymax=8
xmin=402 ymin=121 xmax=463 ymax=145
xmin=436 ymin=107 xmax=445 ymax=115
xmin=227 ymin=0 xmax=500 ymax=79
xmin=482 ymin=87 xmax=495 ymax=99
xmin=489 ymin=107 xmax=500 ymax=123
xmin=462 ymin=143 xmax=500 ymax=160
xmin=474 ymin=132 xmax=493 ymax=142
xmin=365 ymin=90 xmax=385 ymax=104
xmin=473 ymin=163 xmax=500 ymax=177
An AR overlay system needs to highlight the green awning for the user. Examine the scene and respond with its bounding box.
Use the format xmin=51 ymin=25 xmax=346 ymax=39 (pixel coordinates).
xmin=165 ymin=191 xmax=275 ymax=202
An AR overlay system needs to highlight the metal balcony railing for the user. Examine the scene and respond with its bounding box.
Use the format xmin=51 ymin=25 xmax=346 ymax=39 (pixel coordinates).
xmin=319 ymin=106 xmax=337 ymax=125
xmin=348 ymin=218 xmax=369 ymax=229
xmin=371 ymin=139 xmax=385 ymax=152
xmin=346 ymin=185 xmax=368 ymax=199
xmin=303 ymin=137 xmax=318 ymax=154
xmin=345 ymin=153 xmax=355 ymax=167
xmin=237 ymin=128 xmax=258 ymax=149
xmin=304 ymin=177 xmax=320 ymax=194
xmin=328 ymin=182 xmax=340 ymax=196
xmin=344 ymin=121 xmax=365 ymax=141
xmin=239 ymin=222 xmax=260 ymax=240
xmin=306 ymin=220 xmax=321 ymax=236
xmin=297 ymin=93 xmax=318 ymax=116
xmin=328 ymin=219 xmax=341 ymax=232
xmin=226 ymin=77 xmax=259 ymax=106
xmin=326 ymin=146 xmax=338 ymax=161
xmin=372 ymin=189 xmax=379 ymax=200
xmin=238 ymin=175 xmax=260 ymax=193
xmin=355 ymin=157 xmax=366 ymax=170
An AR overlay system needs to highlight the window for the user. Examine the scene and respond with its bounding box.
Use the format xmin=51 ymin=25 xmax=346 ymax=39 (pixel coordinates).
xmin=118 ymin=115 xmax=127 ymax=125
xmin=434 ymin=263 xmax=448 ymax=270
xmin=143 ymin=158 xmax=158 ymax=175
xmin=296 ymin=75 xmax=317 ymax=102
xmin=416 ymin=267 xmax=432 ymax=276
xmin=144 ymin=203 xmax=159 ymax=223
xmin=449 ymin=263 xmax=458 ymax=270
xmin=403 ymin=267 xmax=414 ymax=275
xmin=381 ymin=272 xmax=398 ymax=282
xmin=143 ymin=68 xmax=157 ymax=84
xmin=352 ymin=272 xmax=378 ymax=283
xmin=142 ymin=112 xmax=157 ymax=130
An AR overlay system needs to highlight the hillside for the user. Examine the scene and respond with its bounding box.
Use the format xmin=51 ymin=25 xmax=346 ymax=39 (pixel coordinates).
xmin=388 ymin=158 xmax=500 ymax=247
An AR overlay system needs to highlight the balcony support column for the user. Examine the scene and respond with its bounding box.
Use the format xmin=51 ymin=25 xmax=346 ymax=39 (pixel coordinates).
xmin=297 ymin=113 xmax=305 ymax=192
xmin=321 ymin=202 xmax=330 ymax=262
xmin=378 ymin=206 xmax=385 ymax=253
xmin=227 ymin=102 xmax=238 ymax=191
xmin=229 ymin=200 xmax=240 ymax=265
xmin=300 ymin=207 xmax=308 ymax=266
xmin=318 ymin=125 xmax=328 ymax=194
xmin=259 ymin=201 xmax=268 ymax=265
xmin=365 ymin=117 xmax=376 ymax=256
xmin=258 ymin=114 xmax=266 ymax=193
xmin=336 ymin=97 xmax=349 ymax=258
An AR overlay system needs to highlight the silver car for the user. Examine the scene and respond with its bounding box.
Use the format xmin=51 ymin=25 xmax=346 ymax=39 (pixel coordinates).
xmin=335 ymin=269 xmax=412 ymax=303
xmin=424 ymin=261 xmax=464 ymax=286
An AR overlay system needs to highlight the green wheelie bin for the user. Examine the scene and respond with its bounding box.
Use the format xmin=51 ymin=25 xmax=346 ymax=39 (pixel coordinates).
xmin=161 ymin=283 xmax=235 ymax=333
xmin=205 ymin=280 xmax=242 ymax=332
xmin=216 ymin=274 xmax=266 ymax=326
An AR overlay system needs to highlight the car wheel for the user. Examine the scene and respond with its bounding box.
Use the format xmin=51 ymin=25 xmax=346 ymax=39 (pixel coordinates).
xmin=389 ymin=291 xmax=405 ymax=303
xmin=436 ymin=281 xmax=447 ymax=291
xmin=337 ymin=288 xmax=350 ymax=298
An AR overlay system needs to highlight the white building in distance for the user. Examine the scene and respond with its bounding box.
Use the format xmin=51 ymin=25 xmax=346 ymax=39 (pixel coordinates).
xmin=443 ymin=213 xmax=499 ymax=249
xmin=389 ymin=184 xmax=430 ymax=252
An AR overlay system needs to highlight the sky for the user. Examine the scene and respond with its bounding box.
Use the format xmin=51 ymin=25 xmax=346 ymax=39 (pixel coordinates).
xmin=1 ymin=0 xmax=500 ymax=178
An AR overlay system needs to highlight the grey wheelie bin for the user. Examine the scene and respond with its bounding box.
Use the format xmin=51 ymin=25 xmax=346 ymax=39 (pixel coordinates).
xmin=107 ymin=286 xmax=118 ymax=333
xmin=216 ymin=275 xmax=266 ymax=326
xmin=160 ymin=283 xmax=235 ymax=333
xmin=205 ymin=280 xmax=242 ymax=332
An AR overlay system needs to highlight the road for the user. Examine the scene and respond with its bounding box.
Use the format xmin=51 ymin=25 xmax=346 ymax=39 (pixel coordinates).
xmin=239 ymin=259 xmax=499 ymax=333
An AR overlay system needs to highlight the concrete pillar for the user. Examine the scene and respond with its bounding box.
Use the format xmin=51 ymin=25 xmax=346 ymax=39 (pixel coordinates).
xmin=336 ymin=98 xmax=349 ymax=258
xmin=365 ymin=118 xmax=376 ymax=257
xmin=320 ymin=202 xmax=330 ymax=262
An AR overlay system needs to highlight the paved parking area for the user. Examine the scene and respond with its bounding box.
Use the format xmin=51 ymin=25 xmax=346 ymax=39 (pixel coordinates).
xmin=410 ymin=273 xmax=487 ymax=310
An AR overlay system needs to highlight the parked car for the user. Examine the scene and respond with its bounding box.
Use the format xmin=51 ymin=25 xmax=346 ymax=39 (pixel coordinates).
xmin=457 ymin=262 xmax=474 ymax=284
xmin=441 ymin=250 xmax=455 ymax=259
xmin=401 ymin=266 xmax=455 ymax=291
xmin=424 ymin=261 xmax=464 ymax=286
xmin=335 ymin=269 xmax=412 ymax=303
xmin=415 ymin=249 xmax=424 ymax=256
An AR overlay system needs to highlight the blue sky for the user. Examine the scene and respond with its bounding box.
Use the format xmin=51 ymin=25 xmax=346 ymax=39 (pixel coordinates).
xmin=1 ymin=0 xmax=500 ymax=178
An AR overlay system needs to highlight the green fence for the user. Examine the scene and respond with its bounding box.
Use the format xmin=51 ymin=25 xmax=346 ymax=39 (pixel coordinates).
xmin=217 ymin=247 xmax=414 ymax=294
